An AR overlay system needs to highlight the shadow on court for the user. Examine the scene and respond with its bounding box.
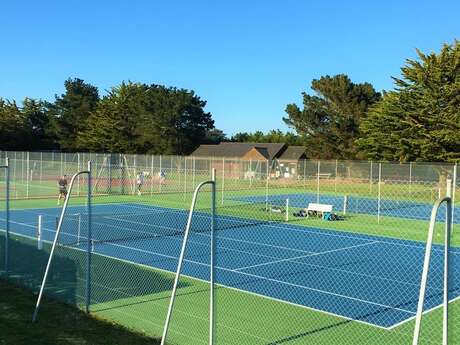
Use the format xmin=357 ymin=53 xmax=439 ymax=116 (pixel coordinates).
xmin=88 ymin=250 xmax=188 ymax=311
xmin=0 ymin=233 xmax=79 ymax=307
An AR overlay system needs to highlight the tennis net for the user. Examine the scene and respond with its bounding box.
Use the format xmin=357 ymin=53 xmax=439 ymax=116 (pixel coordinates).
xmin=52 ymin=201 xmax=288 ymax=247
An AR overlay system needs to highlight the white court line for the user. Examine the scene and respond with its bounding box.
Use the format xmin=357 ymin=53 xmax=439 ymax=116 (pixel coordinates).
xmin=121 ymin=203 xmax=460 ymax=255
xmin=8 ymin=202 xmax=460 ymax=256
xmin=5 ymin=230 xmax=444 ymax=331
xmin=52 ymin=232 xmax=414 ymax=316
xmin=387 ymin=294 xmax=460 ymax=330
xmin=104 ymin=213 xmax=318 ymax=256
xmin=3 ymin=206 xmax=459 ymax=326
xmin=234 ymin=241 xmax=380 ymax=272
xmin=1 ymin=210 xmax=456 ymax=291
xmin=35 ymin=216 xmax=433 ymax=290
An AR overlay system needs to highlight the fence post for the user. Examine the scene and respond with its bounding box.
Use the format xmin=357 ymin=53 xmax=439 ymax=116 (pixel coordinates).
xmin=192 ymin=156 xmax=196 ymax=188
xmin=378 ymin=162 xmax=382 ymax=224
xmin=209 ymin=169 xmax=216 ymax=345
xmin=184 ymin=157 xmax=187 ymax=200
xmin=222 ymin=157 xmax=225 ymax=205
xmin=335 ymin=159 xmax=338 ymax=193
xmin=26 ymin=152 xmax=30 ymax=198
xmin=40 ymin=152 xmax=43 ymax=186
xmin=265 ymin=160 xmax=269 ymax=207
xmin=303 ymin=159 xmax=307 ymax=190
xmin=77 ymin=153 xmax=81 ymax=196
xmin=317 ymin=160 xmax=320 ymax=203
xmin=159 ymin=155 xmax=162 ymax=193
xmin=409 ymin=162 xmax=413 ymax=194
xmin=452 ymin=164 xmax=457 ymax=225
xmin=3 ymin=158 xmax=10 ymax=273
xmin=369 ymin=161 xmax=373 ymax=195
xmin=85 ymin=161 xmax=92 ymax=313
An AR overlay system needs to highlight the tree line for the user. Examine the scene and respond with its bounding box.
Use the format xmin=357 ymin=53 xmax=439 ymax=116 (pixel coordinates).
xmin=0 ymin=79 xmax=214 ymax=154
xmin=1 ymin=41 xmax=459 ymax=161
xmin=237 ymin=41 xmax=459 ymax=162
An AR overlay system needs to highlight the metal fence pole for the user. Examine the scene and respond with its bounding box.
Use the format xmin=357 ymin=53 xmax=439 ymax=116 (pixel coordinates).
xmin=192 ymin=156 xmax=196 ymax=188
xmin=77 ymin=153 xmax=81 ymax=196
xmin=378 ymin=163 xmax=382 ymax=224
xmin=409 ymin=162 xmax=413 ymax=194
xmin=184 ymin=157 xmax=187 ymax=200
xmin=209 ymin=169 xmax=216 ymax=345
xmin=303 ymin=159 xmax=307 ymax=190
xmin=32 ymin=168 xmax=90 ymax=322
xmin=2 ymin=158 xmax=10 ymax=273
xmin=452 ymin=164 xmax=457 ymax=225
xmin=85 ymin=161 xmax=92 ymax=313
xmin=40 ymin=152 xmax=43 ymax=185
xmin=26 ymin=152 xmax=30 ymax=198
xmin=150 ymin=155 xmax=154 ymax=194
xmin=265 ymin=160 xmax=269 ymax=207
xmin=335 ymin=159 xmax=338 ymax=193
xmin=317 ymin=161 xmax=320 ymax=203
xmin=159 ymin=155 xmax=162 ymax=193
xmin=369 ymin=161 xmax=373 ymax=195
xmin=412 ymin=197 xmax=452 ymax=345
xmin=222 ymin=157 xmax=225 ymax=205
xmin=160 ymin=176 xmax=216 ymax=345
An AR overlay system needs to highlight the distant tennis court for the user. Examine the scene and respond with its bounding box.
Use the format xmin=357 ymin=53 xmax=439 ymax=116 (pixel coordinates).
xmin=231 ymin=192 xmax=460 ymax=223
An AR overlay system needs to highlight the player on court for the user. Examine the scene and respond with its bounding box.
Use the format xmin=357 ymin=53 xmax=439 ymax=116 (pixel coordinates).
xmin=57 ymin=175 xmax=68 ymax=205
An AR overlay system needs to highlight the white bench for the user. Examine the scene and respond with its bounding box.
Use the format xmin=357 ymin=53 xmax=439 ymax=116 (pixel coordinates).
xmin=305 ymin=203 xmax=333 ymax=217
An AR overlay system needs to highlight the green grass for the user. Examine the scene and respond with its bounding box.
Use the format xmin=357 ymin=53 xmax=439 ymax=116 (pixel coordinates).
xmin=0 ymin=278 xmax=160 ymax=345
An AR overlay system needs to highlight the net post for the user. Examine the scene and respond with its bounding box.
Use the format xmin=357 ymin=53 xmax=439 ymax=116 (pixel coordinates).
xmin=85 ymin=161 xmax=92 ymax=314
xmin=285 ymin=198 xmax=289 ymax=222
xmin=37 ymin=215 xmax=43 ymax=250
xmin=343 ymin=195 xmax=348 ymax=215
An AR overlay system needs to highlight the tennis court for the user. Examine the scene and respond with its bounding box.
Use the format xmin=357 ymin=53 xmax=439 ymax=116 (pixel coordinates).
xmin=231 ymin=192 xmax=460 ymax=223
xmin=2 ymin=202 xmax=459 ymax=330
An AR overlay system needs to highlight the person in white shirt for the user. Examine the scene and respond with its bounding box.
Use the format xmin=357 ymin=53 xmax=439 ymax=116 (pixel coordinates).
xmin=136 ymin=172 xmax=144 ymax=195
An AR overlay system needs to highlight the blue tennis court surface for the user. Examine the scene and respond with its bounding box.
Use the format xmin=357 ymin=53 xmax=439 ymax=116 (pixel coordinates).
xmin=1 ymin=203 xmax=459 ymax=329
xmin=231 ymin=192 xmax=460 ymax=223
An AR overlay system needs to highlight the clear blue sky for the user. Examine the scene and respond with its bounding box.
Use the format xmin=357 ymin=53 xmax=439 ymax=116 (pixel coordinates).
xmin=1 ymin=0 xmax=459 ymax=136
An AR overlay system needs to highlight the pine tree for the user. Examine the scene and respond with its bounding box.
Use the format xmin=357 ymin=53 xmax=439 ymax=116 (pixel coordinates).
xmin=357 ymin=41 xmax=460 ymax=162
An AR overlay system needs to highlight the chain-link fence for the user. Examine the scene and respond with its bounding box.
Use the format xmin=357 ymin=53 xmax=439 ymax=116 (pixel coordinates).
xmin=0 ymin=150 xmax=459 ymax=345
